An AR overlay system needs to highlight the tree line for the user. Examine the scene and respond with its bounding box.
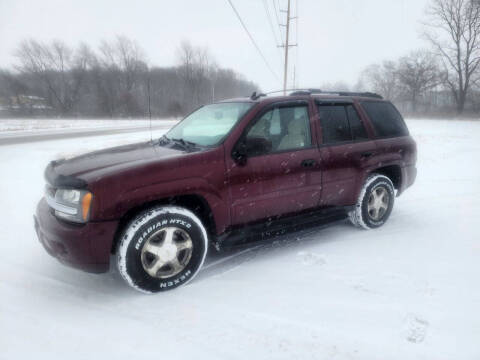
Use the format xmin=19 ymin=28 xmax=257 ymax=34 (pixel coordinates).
xmin=0 ymin=37 xmax=257 ymax=118
xmin=358 ymin=0 xmax=480 ymax=116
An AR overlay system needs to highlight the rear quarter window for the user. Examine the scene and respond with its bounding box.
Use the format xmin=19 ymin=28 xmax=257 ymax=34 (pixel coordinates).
xmin=361 ymin=101 xmax=409 ymax=138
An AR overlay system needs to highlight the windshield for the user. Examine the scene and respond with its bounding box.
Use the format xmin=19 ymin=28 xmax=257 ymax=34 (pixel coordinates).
xmin=165 ymin=102 xmax=254 ymax=146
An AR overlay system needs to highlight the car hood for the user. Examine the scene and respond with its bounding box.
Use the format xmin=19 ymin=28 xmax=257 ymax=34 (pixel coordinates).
xmin=45 ymin=141 xmax=186 ymax=187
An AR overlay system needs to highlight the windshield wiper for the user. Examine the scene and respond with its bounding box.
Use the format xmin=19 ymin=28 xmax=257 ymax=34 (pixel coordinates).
xmin=159 ymin=134 xmax=170 ymax=145
xmin=159 ymin=135 xmax=201 ymax=150
xmin=171 ymin=137 xmax=200 ymax=150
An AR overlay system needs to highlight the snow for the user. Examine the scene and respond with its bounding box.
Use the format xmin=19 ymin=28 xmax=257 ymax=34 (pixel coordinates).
xmin=1 ymin=118 xmax=480 ymax=359
xmin=0 ymin=118 xmax=176 ymax=132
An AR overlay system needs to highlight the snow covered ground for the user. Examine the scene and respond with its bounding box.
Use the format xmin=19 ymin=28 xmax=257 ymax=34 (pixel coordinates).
xmin=0 ymin=119 xmax=479 ymax=360
xmin=0 ymin=118 xmax=178 ymax=145
xmin=0 ymin=118 xmax=176 ymax=132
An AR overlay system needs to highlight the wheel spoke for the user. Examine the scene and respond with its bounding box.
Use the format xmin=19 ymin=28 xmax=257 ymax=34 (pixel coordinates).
xmin=176 ymin=239 xmax=193 ymax=252
xmin=381 ymin=195 xmax=389 ymax=206
xmin=169 ymin=257 xmax=183 ymax=273
xmin=146 ymin=257 xmax=167 ymax=277
xmin=378 ymin=207 xmax=386 ymax=217
xmin=143 ymin=242 xmax=162 ymax=256
xmin=163 ymin=227 xmax=176 ymax=246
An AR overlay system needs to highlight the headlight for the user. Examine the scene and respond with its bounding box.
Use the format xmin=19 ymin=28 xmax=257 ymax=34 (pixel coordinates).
xmin=46 ymin=187 xmax=93 ymax=223
xmin=58 ymin=189 xmax=81 ymax=204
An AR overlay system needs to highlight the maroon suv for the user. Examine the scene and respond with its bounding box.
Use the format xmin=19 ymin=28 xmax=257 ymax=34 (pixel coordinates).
xmin=34 ymin=90 xmax=417 ymax=293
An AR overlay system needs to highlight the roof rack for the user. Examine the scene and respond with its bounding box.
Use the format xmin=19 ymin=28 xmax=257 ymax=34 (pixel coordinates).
xmin=249 ymin=89 xmax=383 ymax=100
xmin=289 ymin=89 xmax=383 ymax=99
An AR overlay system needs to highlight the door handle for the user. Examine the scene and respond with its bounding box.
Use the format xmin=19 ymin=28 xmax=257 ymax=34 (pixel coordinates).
xmin=360 ymin=152 xmax=374 ymax=159
xmin=301 ymin=159 xmax=316 ymax=168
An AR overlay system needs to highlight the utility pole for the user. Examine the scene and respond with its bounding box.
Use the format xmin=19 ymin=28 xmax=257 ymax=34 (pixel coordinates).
xmin=279 ymin=0 xmax=297 ymax=95
xmin=293 ymin=65 xmax=296 ymax=89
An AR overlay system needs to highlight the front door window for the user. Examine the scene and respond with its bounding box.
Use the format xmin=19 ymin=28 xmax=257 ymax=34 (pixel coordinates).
xmin=245 ymin=105 xmax=311 ymax=156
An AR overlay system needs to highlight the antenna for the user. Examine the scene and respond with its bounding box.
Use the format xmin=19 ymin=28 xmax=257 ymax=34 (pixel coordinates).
xmin=147 ymin=67 xmax=152 ymax=143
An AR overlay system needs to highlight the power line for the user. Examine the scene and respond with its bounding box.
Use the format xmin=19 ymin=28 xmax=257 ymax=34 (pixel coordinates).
xmin=272 ymin=0 xmax=284 ymax=44
xmin=226 ymin=0 xmax=281 ymax=84
xmin=262 ymin=0 xmax=284 ymax=65
xmin=262 ymin=0 xmax=281 ymax=48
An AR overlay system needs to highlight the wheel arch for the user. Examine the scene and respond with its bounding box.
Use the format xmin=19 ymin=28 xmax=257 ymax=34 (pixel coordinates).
xmin=372 ymin=165 xmax=402 ymax=191
xmin=353 ymin=164 xmax=403 ymax=204
xmin=111 ymin=193 xmax=216 ymax=254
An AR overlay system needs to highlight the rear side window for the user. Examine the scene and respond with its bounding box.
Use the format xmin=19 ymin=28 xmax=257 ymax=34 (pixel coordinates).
xmin=346 ymin=105 xmax=368 ymax=140
xmin=361 ymin=101 xmax=409 ymax=138
xmin=318 ymin=105 xmax=350 ymax=143
xmin=317 ymin=104 xmax=369 ymax=144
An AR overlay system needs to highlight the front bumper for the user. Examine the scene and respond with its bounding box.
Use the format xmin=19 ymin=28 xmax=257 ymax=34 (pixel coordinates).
xmin=34 ymin=198 xmax=118 ymax=273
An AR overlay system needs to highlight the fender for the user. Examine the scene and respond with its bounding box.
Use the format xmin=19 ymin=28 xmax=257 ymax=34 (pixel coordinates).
xmin=354 ymin=160 xmax=405 ymax=202
xmin=92 ymin=177 xmax=230 ymax=235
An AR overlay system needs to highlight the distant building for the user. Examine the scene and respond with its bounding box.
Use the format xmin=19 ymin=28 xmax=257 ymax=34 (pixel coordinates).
xmin=0 ymin=95 xmax=52 ymax=117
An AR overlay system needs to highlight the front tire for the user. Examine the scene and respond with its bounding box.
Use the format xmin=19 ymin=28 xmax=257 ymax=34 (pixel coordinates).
xmin=117 ymin=206 xmax=208 ymax=293
xmin=349 ymin=174 xmax=395 ymax=230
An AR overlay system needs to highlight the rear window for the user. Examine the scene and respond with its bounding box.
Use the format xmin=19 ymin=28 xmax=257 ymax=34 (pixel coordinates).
xmin=361 ymin=101 xmax=409 ymax=138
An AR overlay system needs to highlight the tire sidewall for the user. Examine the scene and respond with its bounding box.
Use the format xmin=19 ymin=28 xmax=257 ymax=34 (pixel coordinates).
xmin=117 ymin=207 xmax=208 ymax=293
xmin=360 ymin=176 xmax=395 ymax=229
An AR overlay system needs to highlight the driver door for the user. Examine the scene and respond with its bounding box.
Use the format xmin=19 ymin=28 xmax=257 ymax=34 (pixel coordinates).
xmin=226 ymin=101 xmax=322 ymax=226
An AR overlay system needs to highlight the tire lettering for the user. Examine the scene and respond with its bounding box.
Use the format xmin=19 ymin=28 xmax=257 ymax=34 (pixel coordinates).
xmin=134 ymin=236 xmax=144 ymax=250
xmin=169 ymin=218 xmax=192 ymax=228
xmin=157 ymin=270 xmax=192 ymax=289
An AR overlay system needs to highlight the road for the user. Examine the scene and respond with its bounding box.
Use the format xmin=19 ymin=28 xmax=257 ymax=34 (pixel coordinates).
xmin=0 ymin=124 xmax=171 ymax=146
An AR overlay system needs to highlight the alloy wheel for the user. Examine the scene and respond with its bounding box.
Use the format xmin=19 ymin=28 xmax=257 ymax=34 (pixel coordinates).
xmin=140 ymin=227 xmax=193 ymax=279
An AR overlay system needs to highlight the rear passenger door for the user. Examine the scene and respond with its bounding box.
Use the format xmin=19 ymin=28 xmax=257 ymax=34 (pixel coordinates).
xmin=315 ymin=101 xmax=377 ymax=206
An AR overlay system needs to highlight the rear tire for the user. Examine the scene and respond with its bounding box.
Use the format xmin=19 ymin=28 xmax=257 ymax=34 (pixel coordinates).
xmin=349 ymin=174 xmax=395 ymax=230
xmin=117 ymin=206 xmax=208 ymax=293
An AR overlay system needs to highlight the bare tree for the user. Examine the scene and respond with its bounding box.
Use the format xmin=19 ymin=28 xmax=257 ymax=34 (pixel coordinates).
xmin=97 ymin=36 xmax=147 ymax=116
xmin=176 ymin=41 xmax=217 ymax=111
xmin=15 ymin=39 xmax=90 ymax=115
xmin=4 ymin=37 xmax=257 ymax=118
xmin=0 ymin=70 xmax=29 ymax=113
xmin=424 ymin=0 xmax=480 ymax=114
xmin=360 ymin=60 xmax=399 ymax=100
xmin=396 ymin=50 xmax=440 ymax=112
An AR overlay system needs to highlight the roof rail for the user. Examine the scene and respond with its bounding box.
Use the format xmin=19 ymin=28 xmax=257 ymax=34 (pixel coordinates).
xmin=289 ymin=89 xmax=383 ymax=99
xmin=249 ymin=89 xmax=383 ymax=100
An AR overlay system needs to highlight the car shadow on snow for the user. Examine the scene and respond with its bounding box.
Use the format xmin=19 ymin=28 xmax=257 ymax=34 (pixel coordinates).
xmin=195 ymin=219 xmax=358 ymax=283
xmin=34 ymin=219 xmax=359 ymax=297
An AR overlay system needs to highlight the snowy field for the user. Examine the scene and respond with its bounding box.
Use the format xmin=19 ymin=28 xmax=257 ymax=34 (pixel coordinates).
xmin=0 ymin=118 xmax=176 ymax=132
xmin=0 ymin=118 xmax=479 ymax=360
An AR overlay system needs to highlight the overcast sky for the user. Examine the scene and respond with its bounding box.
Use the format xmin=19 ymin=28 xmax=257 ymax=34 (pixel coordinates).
xmin=0 ymin=0 xmax=430 ymax=91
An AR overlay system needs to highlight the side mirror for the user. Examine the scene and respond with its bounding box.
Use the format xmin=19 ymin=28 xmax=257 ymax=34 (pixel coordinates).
xmin=232 ymin=137 xmax=272 ymax=166
xmin=232 ymin=141 xmax=248 ymax=166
